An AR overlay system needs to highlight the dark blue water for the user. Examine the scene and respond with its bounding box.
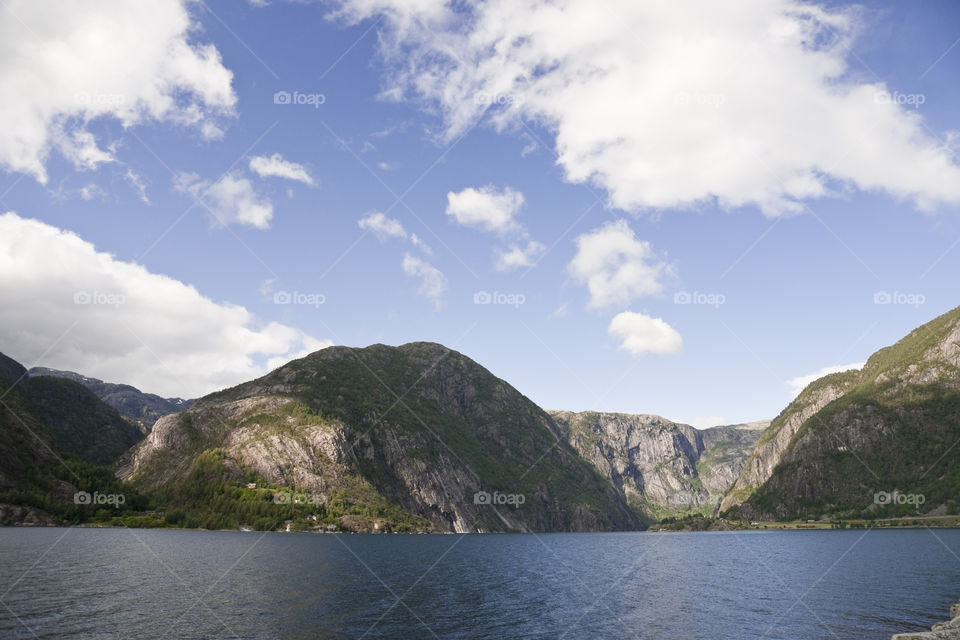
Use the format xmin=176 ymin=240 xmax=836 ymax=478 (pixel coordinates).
xmin=1 ymin=527 xmax=958 ymax=639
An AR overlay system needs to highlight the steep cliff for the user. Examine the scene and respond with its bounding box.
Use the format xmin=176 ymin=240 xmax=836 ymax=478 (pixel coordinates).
xmin=550 ymin=410 xmax=766 ymax=519
xmin=719 ymin=371 xmax=858 ymax=513
xmin=727 ymin=305 xmax=960 ymax=521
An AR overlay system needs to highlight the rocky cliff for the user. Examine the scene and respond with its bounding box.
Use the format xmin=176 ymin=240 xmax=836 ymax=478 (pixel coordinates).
xmin=121 ymin=342 xmax=643 ymax=533
xmin=719 ymin=371 xmax=858 ymax=513
xmin=550 ymin=410 xmax=767 ymax=519
xmin=726 ymin=305 xmax=960 ymax=521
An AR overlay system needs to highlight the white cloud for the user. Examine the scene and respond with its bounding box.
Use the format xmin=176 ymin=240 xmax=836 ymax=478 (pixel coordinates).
xmin=787 ymin=362 xmax=865 ymax=397
xmin=124 ymin=169 xmax=151 ymax=204
xmin=335 ymin=0 xmax=960 ymax=215
xmin=608 ymin=311 xmax=682 ymax=357
xmin=0 ymin=212 xmax=330 ymax=398
xmin=0 ymin=0 xmax=235 ymax=183
xmin=79 ymin=184 xmax=105 ymax=201
xmin=446 ymin=185 xmax=543 ymax=270
xmin=358 ymin=212 xmax=433 ymax=254
xmin=401 ymin=253 xmax=446 ymax=309
xmin=568 ymin=219 xmax=667 ymax=309
xmin=446 ymin=186 xmax=525 ymax=234
xmin=358 ymin=212 xmax=408 ymax=240
xmin=248 ymin=153 xmax=315 ymax=185
xmin=176 ymin=172 xmax=274 ymax=229
xmin=495 ymin=240 xmax=545 ymax=271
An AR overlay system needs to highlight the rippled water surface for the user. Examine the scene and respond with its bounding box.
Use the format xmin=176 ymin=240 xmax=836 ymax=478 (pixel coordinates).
xmin=1 ymin=527 xmax=958 ymax=638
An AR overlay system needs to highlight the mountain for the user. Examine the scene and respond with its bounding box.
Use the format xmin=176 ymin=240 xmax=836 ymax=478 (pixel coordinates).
xmin=2 ymin=355 xmax=143 ymax=466
xmin=0 ymin=352 xmax=150 ymax=525
xmin=0 ymin=353 xmax=61 ymax=493
xmin=719 ymin=371 xmax=858 ymax=514
xmin=722 ymin=305 xmax=960 ymax=521
xmin=28 ymin=367 xmax=192 ymax=430
xmin=550 ymin=411 xmax=767 ymax=520
xmin=121 ymin=342 xmax=643 ymax=533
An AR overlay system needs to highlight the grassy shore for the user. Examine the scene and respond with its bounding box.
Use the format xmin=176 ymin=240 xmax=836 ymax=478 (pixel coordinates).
xmin=650 ymin=514 xmax=960 ymax=532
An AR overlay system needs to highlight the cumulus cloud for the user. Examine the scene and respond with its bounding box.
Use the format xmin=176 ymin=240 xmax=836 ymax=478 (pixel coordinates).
xmin=495 ymin=240 xmax=545 ymax=271
xmin=568 ymin=220 xmax=667 ymax=309
xmin=248 ymin=153 xmax=315 ymax=185
xmin=787 ymin=362 xmax=865 ymax=397
xmin=401 ymin=253 xmax=447 ymax=309
xmin=0 ymin=0 xmax=235 ymax=183
xmin=0 ymin=212 xmax=330 ymax=398
xmin=608 ymin=311 xmax=683 ymax=357
xmin=358 ymin=212 xmax=408 ymax=240
xmin=446 ymin=185 xmax=543 ymax=270
xmin=446 ymin=186 xmax=524 ymax=234
xmin=175 ymin=172 xmax=274 ymax=229
xmin=334 ymin=0 xmax=960 ymax=215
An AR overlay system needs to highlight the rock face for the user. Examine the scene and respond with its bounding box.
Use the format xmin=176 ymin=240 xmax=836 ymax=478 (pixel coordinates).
xmin=550 ymin=410 xmax=767 ymax=520
xmin=725 ymin=305 xmax=960 ymax=521
xmin=121 ymin=342 xmax=643 ymax=533
xmin=718 ymin=372 xmax=857 ymax=514
xmin=28 ymin=367 xmax=192 ymax=432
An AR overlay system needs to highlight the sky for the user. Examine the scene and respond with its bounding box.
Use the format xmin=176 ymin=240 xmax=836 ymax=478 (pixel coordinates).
xmin=0 ymin=0 xmax=959 ymax=427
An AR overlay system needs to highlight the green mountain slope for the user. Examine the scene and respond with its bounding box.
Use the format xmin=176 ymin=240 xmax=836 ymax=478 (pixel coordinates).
xmin=28 ymin=367 xmax=192 ymax=430
xmin=2 ymin=353 xmax=144 ymax=466
xmin=725 ymin=305 xmax=960 ymax=521
xmin=0 ymin=352 xmax=151 ymax=525
xmin=122 ymin=342 xmax=643 ymax=533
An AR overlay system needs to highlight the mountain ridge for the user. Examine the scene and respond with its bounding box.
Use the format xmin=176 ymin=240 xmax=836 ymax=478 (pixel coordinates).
xmin=723 ymin=305 xmax=960 ymax=521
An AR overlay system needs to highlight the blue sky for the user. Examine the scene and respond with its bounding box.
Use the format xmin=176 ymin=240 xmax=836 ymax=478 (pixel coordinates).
xmin=1 ymin=0 xmax=959 ymax=426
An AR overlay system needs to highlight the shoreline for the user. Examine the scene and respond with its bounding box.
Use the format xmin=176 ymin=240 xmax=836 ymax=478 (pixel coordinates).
xmin=892 ymin=599 xmax=960 ymax=639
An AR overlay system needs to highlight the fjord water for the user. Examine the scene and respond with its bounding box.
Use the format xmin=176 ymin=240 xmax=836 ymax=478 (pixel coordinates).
xmin=1 ymin=528 xmax=957 ymax=639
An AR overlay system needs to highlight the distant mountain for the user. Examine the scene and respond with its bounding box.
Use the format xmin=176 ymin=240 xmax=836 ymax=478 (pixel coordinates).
xmin=28 ymin=367 xmax=192 ymax=430
xmin=121 ymin=342 xmax=643 ymax=533
xmin=722 ymin=305 xmax=960 ymax=521
xmin=550 ymin=411 xmax=766 ymax=520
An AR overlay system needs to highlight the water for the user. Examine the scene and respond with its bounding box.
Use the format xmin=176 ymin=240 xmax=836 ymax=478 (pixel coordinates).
xmin=1 ymin=527 xmax=958 ymax=639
